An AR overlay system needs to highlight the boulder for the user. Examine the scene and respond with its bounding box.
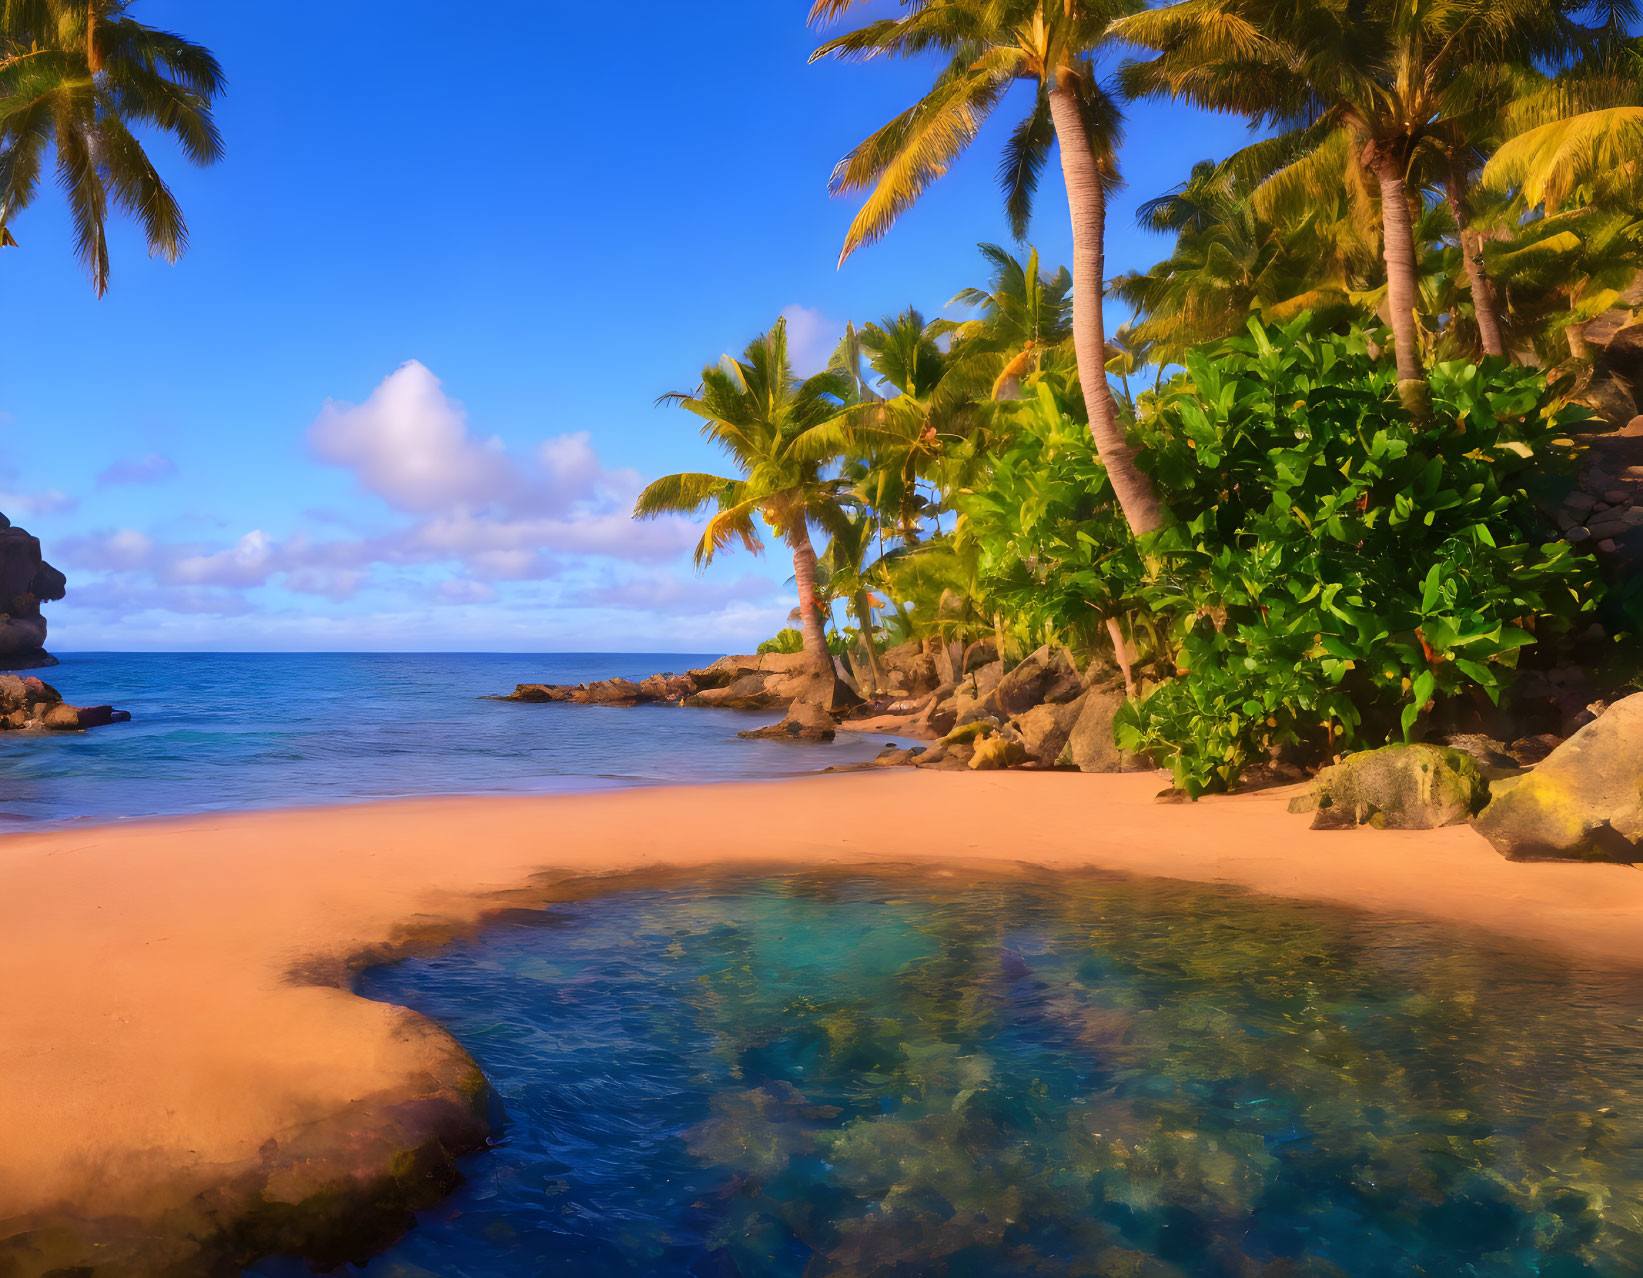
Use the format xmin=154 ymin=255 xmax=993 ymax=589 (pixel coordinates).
xmin=686 ymin=672 xmax=781 ymax=710
xmin=961 ymin=638 xmax=999 ymax=675
xmin=0 ymin=521 xmax=65 ymax=669
xmin=685 ymin=654 xmax=764 ymax=689
xmin=738 ymin=699 xmax=837 ymax=742
xmin=969 ymin=734 xmax=1027 ymax=771
xmin=1288 ymin=743 xmax=1487 ymax=830
xmin=953 ymin=662 xmax=1004 ymax=726
xmin=1011 ymin=699 xmax=1084 ymax=767
xmin=39 ymin=702 xmax=82 ymax=731
xmin=1473 ymin=694 xmax=1643 ymax=862
xmin=879 ymin=641 xmax=940 ymax=697
xmin=990 ymin=645 xmax=1082 ymax=718
xmin=1057 ymin=686 xmax=1130 ymax=773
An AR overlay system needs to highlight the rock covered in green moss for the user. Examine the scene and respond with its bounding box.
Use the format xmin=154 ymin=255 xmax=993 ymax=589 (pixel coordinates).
xmin=1288 ymin=743 xmax=1487 ymax=830
xmin=1472 ymin=694 xmax=1643 ymax=862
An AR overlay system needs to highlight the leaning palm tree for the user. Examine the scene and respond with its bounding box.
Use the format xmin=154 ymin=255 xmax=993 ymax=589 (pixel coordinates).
xmin=634 ymin=318 xmax=857 ymax=676
xmin=810 ymin=0 xmax=1166 ymax=537
xmin=1113 ymin=0 xmax=1593 ymax=410
xmin=0 ymin=0 xmax=225 ymax=295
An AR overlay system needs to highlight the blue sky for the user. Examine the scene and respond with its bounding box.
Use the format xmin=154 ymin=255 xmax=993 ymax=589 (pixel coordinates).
xmin=1 ymin=2 xmax=1256 ymax=652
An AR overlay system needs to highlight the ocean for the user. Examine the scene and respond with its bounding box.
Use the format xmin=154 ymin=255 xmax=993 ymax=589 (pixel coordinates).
xmin=0 ymin=652 xmax=899 ymax=828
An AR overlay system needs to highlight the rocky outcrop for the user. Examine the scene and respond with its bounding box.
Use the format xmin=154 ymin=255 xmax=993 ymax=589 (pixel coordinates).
xmin=0 ymin=515 xmax=67 ymax=670
xmin=737 ymin=699 xmax=837 ymax=742
xmin=503 ymin=672 xmax=698 ymax=705
xmin=0 ymin=673 xmax=128 ymax=731
xmin=1288 ymin=743 xmax=1487 ymax=830
xmin=1473 ymin=694 xmax=1643 ymax=861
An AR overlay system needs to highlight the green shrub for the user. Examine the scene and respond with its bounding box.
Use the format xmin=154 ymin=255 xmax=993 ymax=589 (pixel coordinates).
xmin=968 ymin=318 xmax=1596 ymax=796
xmin=755 ymin=627 xmax=850 ymax=656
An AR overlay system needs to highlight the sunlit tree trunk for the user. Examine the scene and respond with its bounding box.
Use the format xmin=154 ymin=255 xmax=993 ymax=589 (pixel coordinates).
xmin=852 ymin=589 xmax=884 ymax=693
xmin=1047 ymin=73 xmax=1166 ymax=536
xmin=789 ymin=524 xmax=833 ymax=672
xmin=1444 ymin=180 xmax=1506 ymax=359
xmin=1368 ymin=150 xmax=1430 ymax=414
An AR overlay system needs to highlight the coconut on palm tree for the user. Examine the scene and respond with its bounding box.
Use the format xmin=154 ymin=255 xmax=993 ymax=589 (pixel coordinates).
xmin=0 ymin=0 xmax=225 ymax=295
xmin=809 ymin=0 xmax=1166 ymax=537
xmin=634 ymin=318 xmax=859 ymax=691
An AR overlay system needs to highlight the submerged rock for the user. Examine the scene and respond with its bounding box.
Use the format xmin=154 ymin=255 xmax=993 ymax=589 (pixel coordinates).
xmin=1289 ymin=743 xmax=1487 ymax=830
xmin=1473 ymin=694 xmax=1643 ymax=862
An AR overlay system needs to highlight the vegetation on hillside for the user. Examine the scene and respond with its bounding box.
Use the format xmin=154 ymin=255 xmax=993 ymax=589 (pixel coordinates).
xmin=646 ymin=1 xmax=1643 ymax=792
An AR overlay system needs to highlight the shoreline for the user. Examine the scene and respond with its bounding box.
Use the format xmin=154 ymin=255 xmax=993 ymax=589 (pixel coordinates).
xmin=5 ymin=772 xmax=1643 ymax=1273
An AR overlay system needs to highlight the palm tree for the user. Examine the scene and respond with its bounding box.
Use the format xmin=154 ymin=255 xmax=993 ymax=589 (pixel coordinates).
xmin=0 ymin=0 xmax=225 ymax=295
xmin=634 ymin=318 xmax=856 ymax=675
xmin=935 ymin=241 xmax=1074 ymax=400
xmin=809 ymin=0 xmax=1166 ymax=537
xmin=1114 ymin=0 xmax=1592 ymax=410
xmin=1112 ymin=156 xmax=1365 ymax=365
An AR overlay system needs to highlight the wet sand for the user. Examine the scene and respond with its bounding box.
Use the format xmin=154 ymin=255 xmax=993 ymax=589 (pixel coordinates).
xmin=4 ymin=770 xmax=1643 ymax=1271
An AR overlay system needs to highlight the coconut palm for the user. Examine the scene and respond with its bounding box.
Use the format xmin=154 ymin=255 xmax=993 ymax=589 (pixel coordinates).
xmin=810 ymin=0 xmax=1166 ymax=537
xmin=1113 ymin=0 xmax=1593 ymax=409
xmin=634 ymin=318 xmax=856 ymax=673
xmin=934 ymin=241 xmax=1074 ymax=400
xmin=0 ymin=0 xmax=225 ymax=295
xmin=1112 ymin=157 xmax=1365 ymax=364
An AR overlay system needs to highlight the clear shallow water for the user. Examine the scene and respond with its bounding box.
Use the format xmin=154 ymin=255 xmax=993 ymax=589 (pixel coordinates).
xmin=328 ymin=872 xmax=1643 ymax=1278
xmin=0 ymin=653 xmax=898 ymax=827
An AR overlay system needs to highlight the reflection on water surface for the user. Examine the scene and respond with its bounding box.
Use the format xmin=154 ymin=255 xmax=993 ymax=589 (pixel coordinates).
xmin=335 ymin=871 xmax=1643 ymax=1276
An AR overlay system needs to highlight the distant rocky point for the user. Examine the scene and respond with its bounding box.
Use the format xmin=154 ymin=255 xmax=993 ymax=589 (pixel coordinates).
xmin=0 ymin=512 xmax=66 ymax=671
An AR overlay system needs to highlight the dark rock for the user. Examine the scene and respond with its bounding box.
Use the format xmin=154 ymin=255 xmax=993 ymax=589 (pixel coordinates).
xmin=1473 ymin=694 xmax=1643 ymax=862
xmin=961 ymin=638 xmax=998 ymax=675
xmin=990 ymin=644 xmax=1082 ymax=718
xmin=1288 ymin=743 xmax=1487 ymax=830
xmin=738 ymin=699 xmax=837 ymax=742
xmin=0 ymin=521 xmax=65 ymax=668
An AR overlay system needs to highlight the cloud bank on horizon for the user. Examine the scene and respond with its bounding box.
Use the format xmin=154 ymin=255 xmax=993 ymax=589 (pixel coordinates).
xmin=29 ymin=357 xmax=815 ymax=652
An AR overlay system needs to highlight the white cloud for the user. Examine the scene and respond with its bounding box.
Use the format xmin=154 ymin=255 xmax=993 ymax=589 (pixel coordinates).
xmin=96 ymin=454 xmax=177 ymax=487
xmin=0 ymin=489 xmax=78 ymax=520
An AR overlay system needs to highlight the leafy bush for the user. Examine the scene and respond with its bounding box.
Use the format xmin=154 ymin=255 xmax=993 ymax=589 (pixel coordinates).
xmin=755 ymin=627 xmax=850 ymax=656
xmin=968 ymin=318 xmax=1596 ymax=795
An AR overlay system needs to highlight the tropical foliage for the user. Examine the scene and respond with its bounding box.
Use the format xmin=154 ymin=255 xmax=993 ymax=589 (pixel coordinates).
xmin=641 ymin=4 xmax=1640 ymax=792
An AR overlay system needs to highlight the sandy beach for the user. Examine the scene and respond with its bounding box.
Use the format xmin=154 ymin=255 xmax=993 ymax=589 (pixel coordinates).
xmin=5 ymin=769 xmax=1643 ymax=1272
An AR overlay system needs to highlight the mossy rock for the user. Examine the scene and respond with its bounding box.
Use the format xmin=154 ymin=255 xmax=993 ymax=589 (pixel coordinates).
xmin=969 ymin=735 xmax=1027 ymax=771
xmin=1473 ymin=693 xmax=1643 ymax=862
xmin=1288 ymin=743 xmax=1487 ymax=830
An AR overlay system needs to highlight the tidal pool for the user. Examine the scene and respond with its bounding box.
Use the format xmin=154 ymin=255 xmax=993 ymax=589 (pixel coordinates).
xmin=342 ymin=871 xmax=1643 ymax=1276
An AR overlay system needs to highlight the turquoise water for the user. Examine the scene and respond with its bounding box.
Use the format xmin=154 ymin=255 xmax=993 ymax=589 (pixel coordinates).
xmin=329 ymin=871 xmax=1643 ymax=1278
xmin=0 ymin=653 xmax=899 ymax=827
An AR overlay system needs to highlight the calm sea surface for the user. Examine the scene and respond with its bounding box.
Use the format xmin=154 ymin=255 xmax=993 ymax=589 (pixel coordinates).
xmin=273 ymin=871 xmax=1643 ymax=1278
xmin=0 ymin=652 xmax=898 ymax=828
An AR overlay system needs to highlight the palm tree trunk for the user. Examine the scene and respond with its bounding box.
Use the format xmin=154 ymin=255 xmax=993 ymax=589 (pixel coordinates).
xmin=852 ymin=589 xmax=884 ymax=693
xmin=1444 ymin=181 xmax=1505 ymax=359
xmin=789 ymin=524 xmax=833 ymax=672
xmin=1046 ymin=76 xmax=1165 ymax=536
xmin=1368 ymin=151 xmax=1429 ymax=413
